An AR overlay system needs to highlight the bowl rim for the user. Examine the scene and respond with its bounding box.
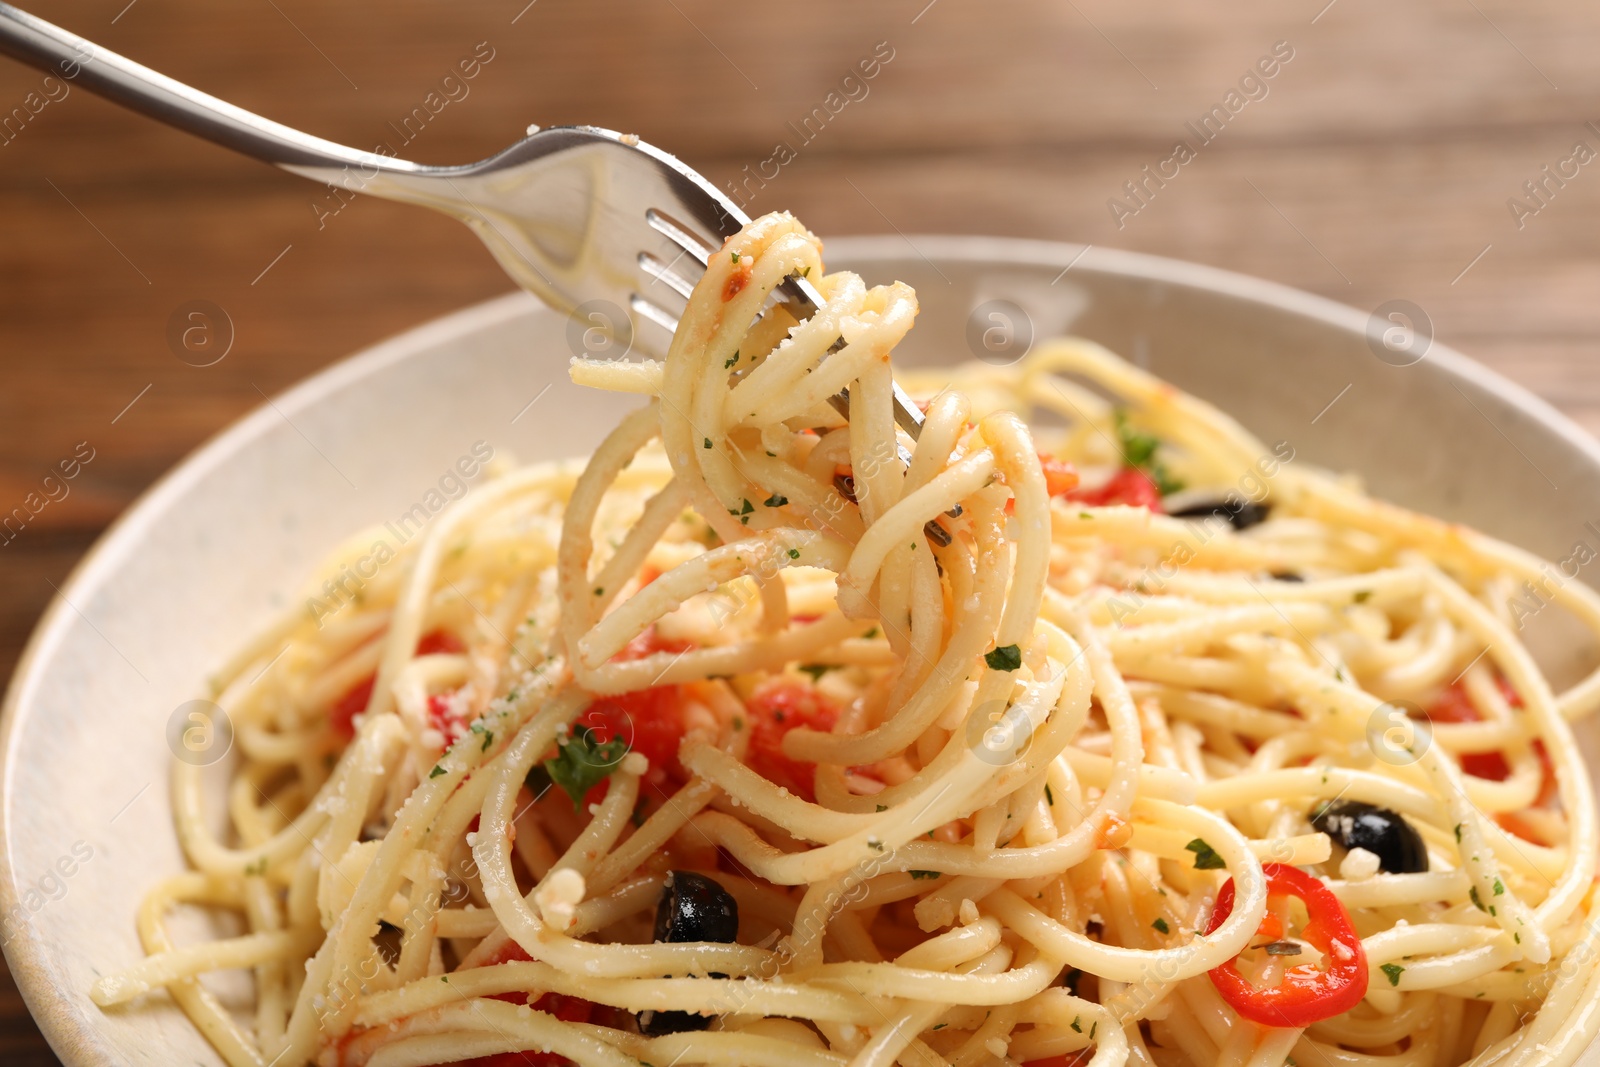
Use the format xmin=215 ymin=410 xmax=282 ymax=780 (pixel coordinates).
xmin=3 ymin=233 xmax=1596 ymax=1064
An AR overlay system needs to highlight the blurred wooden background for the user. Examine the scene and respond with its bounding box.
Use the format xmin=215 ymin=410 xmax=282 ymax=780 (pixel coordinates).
xmin=3 ymin=0 xmax=1599 ymax=1060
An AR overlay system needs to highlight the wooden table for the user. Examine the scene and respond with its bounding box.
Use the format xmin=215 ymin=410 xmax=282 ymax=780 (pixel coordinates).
xmin=2 ymin=0 xmax=1597 ymax=1061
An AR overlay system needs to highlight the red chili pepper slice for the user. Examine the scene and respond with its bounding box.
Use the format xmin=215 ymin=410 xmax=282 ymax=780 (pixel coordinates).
xmin=1204 ymin=863 xmax=1368 ymax=1028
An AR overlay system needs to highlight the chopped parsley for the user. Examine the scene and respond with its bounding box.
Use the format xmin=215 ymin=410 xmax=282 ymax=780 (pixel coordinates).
xmin=909 ymin=870 xmax=941 ymax=880
xmin=543 ymin=726 xmax=628 ymax=808
xmin=724 ymin=352 xmax=739 ymax=369
xmin=1470 ymin=886 xmax=1487 ymax=912
xmin=798 ymin=663 xmax=836 ymax=681
xmin=1380 ymin=962 xmax=1404 ymax=987
xmin=1353 ymin=590 xmax=1372 ymax=603
xmin=1113 ymin=408 xmax=1183 ymax=495
xmin=1493 ymin=878 xmax=1505 ymax=896
xmin=1152 ymin=918 xmax=1170 ymax=934
xmin=787 ymin=548 xmax=800 ymax=559
xmin=244 ymin=856 xmax=267 ymax=876
xmin=739 ymin=498 xmax=754 ymax=515
xmin=731 ymin=251 xmax=741 ymax=262
xmin=429 ymin=764 xmax=447 ymax=779
xmin=1186 ymin=838 xmax=1225 ymax=870
xmin=763 ymin=493 xmax=789 ymax=508
xmin=703 ymin=438 xmax=712 ymax=449
xmin=984 ymin=644 xmax=1022 ymax=672
xmin=1070 ymin=1016 xmax=1083 ymax=1033
xmin=1044 ymin=784 xmax=1055 ymax=806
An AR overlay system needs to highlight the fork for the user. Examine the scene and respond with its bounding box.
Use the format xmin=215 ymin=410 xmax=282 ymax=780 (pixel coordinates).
xmin=0 ymin=2 xmax=925 ymax=439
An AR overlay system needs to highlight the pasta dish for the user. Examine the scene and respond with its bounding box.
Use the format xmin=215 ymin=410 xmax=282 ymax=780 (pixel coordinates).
xmin=91 ymin=211 xmax=1600 ymax=1067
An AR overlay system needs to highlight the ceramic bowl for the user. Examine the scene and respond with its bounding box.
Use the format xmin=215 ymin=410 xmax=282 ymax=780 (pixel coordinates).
xmin=3 ymin=236 xmax=1597 ymax=1065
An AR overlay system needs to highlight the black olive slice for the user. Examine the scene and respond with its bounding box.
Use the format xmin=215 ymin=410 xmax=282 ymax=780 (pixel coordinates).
xmin=639 ymin=872 xmax=740 ymax=1036
xmin=1170 ymin=499 xmax=1270 ymax=530
xmin=1311 ymin=800 xmax=1428 ymax=874
xmin=653 ymin=871 xmax=739 ymax=944
xmin=639 ymin=1008 xmax=713 ymax=1036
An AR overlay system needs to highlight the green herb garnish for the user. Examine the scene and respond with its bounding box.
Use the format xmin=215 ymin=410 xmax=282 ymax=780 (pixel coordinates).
xmin=1113 ymin=408 xmax=1183 ymax=495
xmin=1186 ymin=838 xmax=1225 ymax=870
xmin=984 ymin=644 xmax=1022 ymax=672
xmin=543 ymin=726 xmax=628 ymax=808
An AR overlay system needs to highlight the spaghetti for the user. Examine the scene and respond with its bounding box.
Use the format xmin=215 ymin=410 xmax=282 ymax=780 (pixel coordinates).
xmin=94 ymin=211 xmax=1600 ymax=1067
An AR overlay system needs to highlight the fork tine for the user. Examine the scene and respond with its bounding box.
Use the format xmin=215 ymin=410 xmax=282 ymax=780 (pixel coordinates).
xmin=646 ymin=208 xmax=715 ymax=266
xmin=629 ymin=293 xmax=680 ymax=335
xmin=638 ymin=251 xmax=698 ymax=301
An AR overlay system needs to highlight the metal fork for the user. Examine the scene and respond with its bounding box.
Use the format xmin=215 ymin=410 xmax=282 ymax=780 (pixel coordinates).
xmin=0 ymin=2 xmax=925 ymax=439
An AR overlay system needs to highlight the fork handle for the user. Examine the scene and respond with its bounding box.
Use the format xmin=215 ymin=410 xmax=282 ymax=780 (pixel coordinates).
xmin=0 ymin=2 xmax=412 ymax=175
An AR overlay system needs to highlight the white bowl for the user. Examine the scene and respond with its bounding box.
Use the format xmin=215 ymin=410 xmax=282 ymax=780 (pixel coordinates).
xmin=3 ymin=236 xmax=1597 ymax=1065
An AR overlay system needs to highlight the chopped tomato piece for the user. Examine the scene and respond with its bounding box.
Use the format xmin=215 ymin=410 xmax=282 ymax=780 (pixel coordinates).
xmin=743 ymin=680 xmax=839 ymax=803
xmin=443 ymin=999 xmax=590 ymax=1065
xmin=1066 ymin=468 xmax=1163 ymax=511
xmin=328 ymin=629 xmax=465 ymax=740
xmin=329 ymin=675 xmax=375 ymax=741
xmin=426 ymin=691 xmax=470 ymax=748
xmin=575 ymin=684 xmax=690 ymax=805
xmin=1039 ymin=453 xmax=1081 ymax=497
xmin=415 ymin=629 xmax=466 ymax=656
xmin=616 ymin=625 xmax=693 ymax=662
xmin=479 ymin=940 xmax=533 ymax=968
xmin=1425 ymin=682 xmax=1511 ymax=781
xmin=451 ymin=944 xmax=595 ymax=1066
xmin=1428 ymin=679 xmax=1556 ymax=805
